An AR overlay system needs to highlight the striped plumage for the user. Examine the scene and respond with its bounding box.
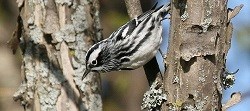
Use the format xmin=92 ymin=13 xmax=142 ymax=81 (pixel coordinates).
xmin=83 ymin=3 xmax=170 ymax=79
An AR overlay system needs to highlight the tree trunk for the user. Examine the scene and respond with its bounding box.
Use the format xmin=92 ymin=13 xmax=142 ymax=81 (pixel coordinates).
xmin=12 ymin=0 xmax=102 ymax=110
xmin=163 ymin=0 xmax=237 ymax=110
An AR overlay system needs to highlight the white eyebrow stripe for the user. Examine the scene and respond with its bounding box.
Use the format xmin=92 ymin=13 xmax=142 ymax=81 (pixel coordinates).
xmin=88 ymin=48 xmax=102 ymax=64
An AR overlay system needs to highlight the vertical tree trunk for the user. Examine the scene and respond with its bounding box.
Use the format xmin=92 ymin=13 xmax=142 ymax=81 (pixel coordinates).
xmin=12 ymin=0 xmax=102 ymax=110
xmin=163 ymin=0 xmax=235 ymax=110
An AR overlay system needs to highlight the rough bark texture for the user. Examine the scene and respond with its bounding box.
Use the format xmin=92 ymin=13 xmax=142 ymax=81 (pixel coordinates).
xmin=12 ymin=0 xmax=102 ymax=110
xmin=163 ymin=0 xmax=233 ymax=110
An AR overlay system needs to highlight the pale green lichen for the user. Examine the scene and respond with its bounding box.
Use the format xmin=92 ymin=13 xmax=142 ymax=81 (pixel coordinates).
xmin=195 ymin=96 xmax=208 ymax=110
xmin=222 ymin=69 xmax=238 ymax=89
xmin=30 ymin=28 xmax=43 ymax=44
xmin=141 ymin=81 xmax=167 ymax=111
xmin=181 ymin=11 xmax=189 ymax=21
xmin=201 ymin=18 xmax=212 ymax=32
xmin=35 ymin=52 xmax=61 ymax=111
xmin=53 ymin=24 xmax=76 ymax=43
xmin=55 ymin=0 xmax=72 ymax=6
xmin=71 ymin=5 xmax=88 ymax=33
xmin=198 ymin=74 xmax=206 ymax=83
xmin=222 ymin=71 xmax=237 ymax=89
xmin=70 ymin=4 xmax=90 ymax=79
xmin=179 ymin=3 xmax=188 ymax=21
xmin=13 ymin=83 xmax=30 ymax=106
xmin=173 ymin=75 xmax=179 ymax=84
xmin=70 ymin=3 xmax=102 ymax=111
xmin=183 ymin=105 xmax=196 ymax=111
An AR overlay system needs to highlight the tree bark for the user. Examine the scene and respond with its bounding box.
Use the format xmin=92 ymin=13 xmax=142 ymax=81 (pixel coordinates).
xmin=163 ymin=0 xmax=237 ymax=110
xmin=12 ymin=0 xmax=102 ymax=110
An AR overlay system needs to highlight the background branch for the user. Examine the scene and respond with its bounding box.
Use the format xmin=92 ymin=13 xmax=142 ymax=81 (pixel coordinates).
xmin=124 ymin=0 xmax=143 ymax=18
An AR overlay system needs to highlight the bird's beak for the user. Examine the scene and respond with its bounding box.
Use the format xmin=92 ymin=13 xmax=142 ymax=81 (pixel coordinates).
xmin=82 ymin=68 xmax=90 ymax=80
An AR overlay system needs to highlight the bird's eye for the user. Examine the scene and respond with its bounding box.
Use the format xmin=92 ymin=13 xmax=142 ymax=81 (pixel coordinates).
xmin=91 ymin=60 xmax=97 ymax=66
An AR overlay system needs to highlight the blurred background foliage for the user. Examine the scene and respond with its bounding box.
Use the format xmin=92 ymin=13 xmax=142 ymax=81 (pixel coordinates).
xmin=0 ymin=0 xmax=249 ymax=111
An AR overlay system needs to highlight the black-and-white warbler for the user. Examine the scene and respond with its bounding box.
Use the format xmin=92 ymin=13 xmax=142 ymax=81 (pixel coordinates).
xmin=82 ymin=3 xmax=170 ymax=79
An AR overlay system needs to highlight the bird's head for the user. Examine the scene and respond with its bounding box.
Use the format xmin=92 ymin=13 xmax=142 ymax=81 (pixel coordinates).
xmin=82 ymin=43 xmax=109 ymax=79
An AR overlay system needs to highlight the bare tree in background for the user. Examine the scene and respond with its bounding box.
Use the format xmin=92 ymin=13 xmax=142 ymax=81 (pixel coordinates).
xmin=10 ymin=0 xmax=102 ymax=110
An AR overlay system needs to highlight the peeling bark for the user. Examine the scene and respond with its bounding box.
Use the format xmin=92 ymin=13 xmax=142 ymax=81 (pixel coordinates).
xmin=12 ymin=0 xmax=102 ymax=110
xmin=162 ymin=0 xmax=241 ymax=110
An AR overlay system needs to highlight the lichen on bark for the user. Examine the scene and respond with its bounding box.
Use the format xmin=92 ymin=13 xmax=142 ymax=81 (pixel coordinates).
xmin=12 ymin=0 xmax=103 ymax=110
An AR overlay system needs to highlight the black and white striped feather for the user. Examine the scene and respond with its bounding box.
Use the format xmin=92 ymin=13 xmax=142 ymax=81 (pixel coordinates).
xmin=83 ymin=3 xmax=170 ymax=79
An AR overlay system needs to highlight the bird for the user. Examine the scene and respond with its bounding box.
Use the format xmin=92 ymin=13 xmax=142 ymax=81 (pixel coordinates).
xmin=82 ymin=2 xmax=170 ymax=79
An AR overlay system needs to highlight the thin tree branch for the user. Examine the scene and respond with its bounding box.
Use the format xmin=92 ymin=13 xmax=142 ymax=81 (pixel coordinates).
xmin=124 ymin=0 xmax=142 ymax=19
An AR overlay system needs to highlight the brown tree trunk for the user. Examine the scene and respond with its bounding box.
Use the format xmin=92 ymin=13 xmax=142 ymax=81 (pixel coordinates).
xmin=12 ymin=0 xmax=102 ymax=110
xmin=163 ymin=0 xmax=238 ymax=110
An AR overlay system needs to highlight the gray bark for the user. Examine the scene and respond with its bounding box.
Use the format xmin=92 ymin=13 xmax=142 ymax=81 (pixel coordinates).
xmin=11 ymin=0 xmax=102 ymax=110
xmin=163 ymin=0 xmax=241 ymax=110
